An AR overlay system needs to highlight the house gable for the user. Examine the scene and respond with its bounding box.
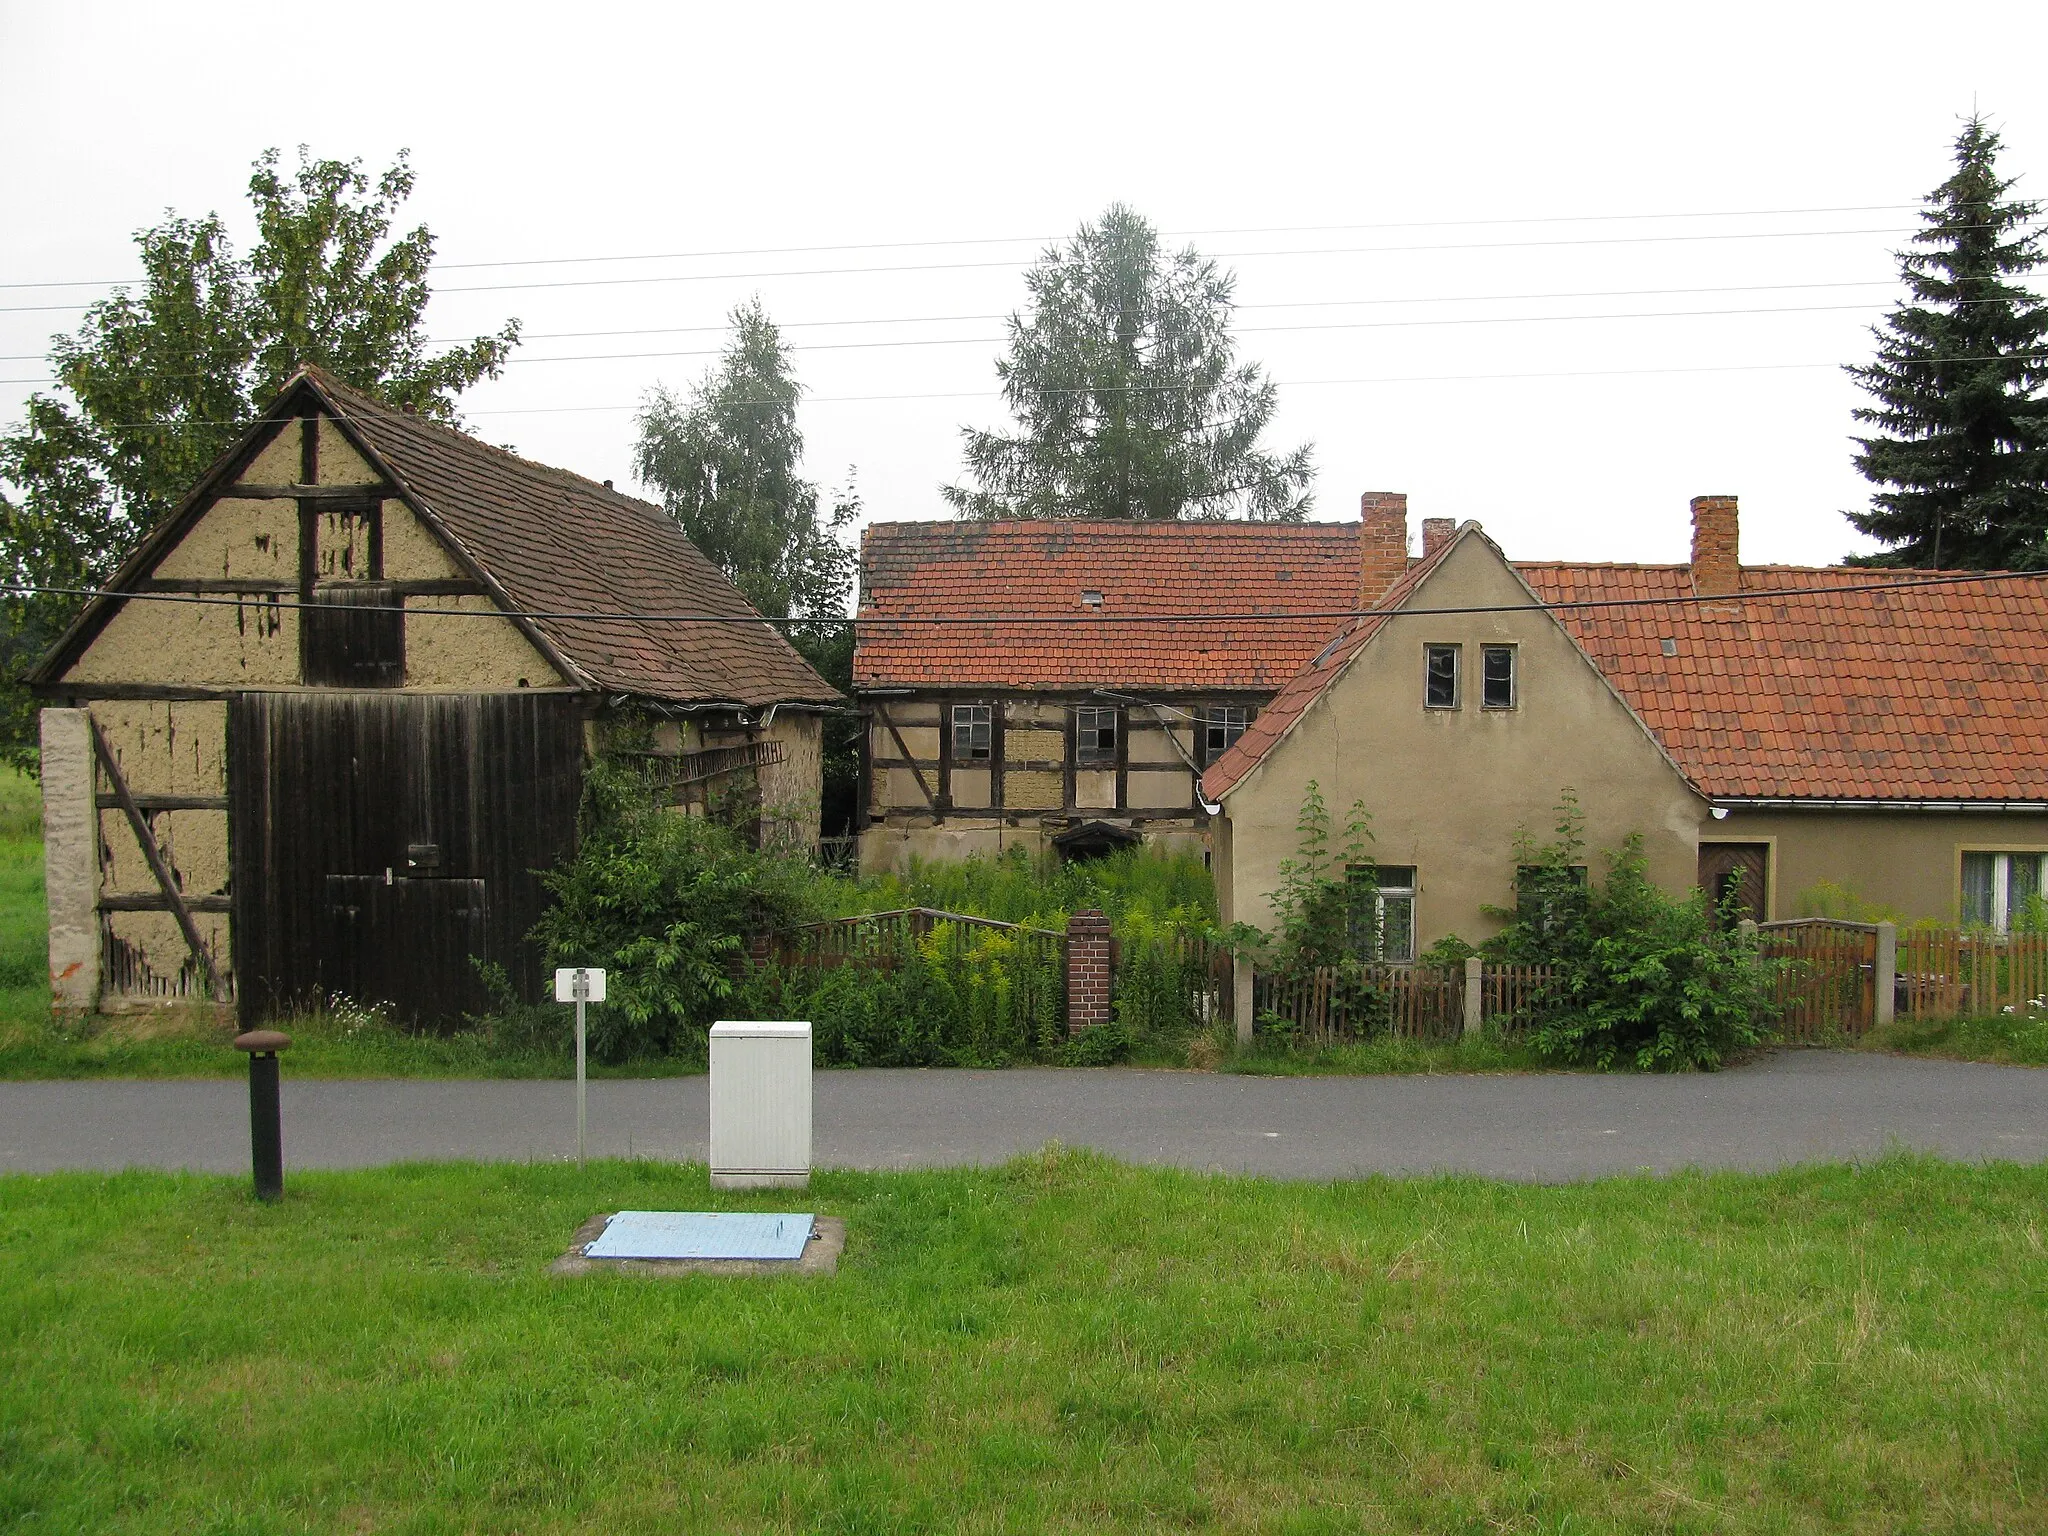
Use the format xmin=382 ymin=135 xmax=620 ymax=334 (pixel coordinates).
xmin=1213 ymin=526 xmax=1705 ymax=935
xmin=49 ymin=391 xmax=568 ymax=693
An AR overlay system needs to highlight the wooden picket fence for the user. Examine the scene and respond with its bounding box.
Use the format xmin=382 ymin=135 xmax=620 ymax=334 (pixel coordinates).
xmin=1897 ymin=928 xmax=2048 ymax=1020
xmin=1252 ymin=962 xmax=1558 ymax=1043
xmin=1757 ymin=919 xmax=1878 ymax=1040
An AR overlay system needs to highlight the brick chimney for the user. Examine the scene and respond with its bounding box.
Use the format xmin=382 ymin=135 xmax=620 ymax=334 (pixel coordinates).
xmin=1690 ymin=495 xmax=1741 ymax=597
xmin=1421 ymin=517 xmax=1455 ymax=558
xmin=1358 ymin=492 xmax=1409 ymax=607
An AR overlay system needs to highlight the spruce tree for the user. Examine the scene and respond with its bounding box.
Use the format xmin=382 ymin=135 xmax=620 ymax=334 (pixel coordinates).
xmin=943 ymin=205 xmax=1313 ymax=521
xmin=1846 ymin=116 xmax=2048 ymax=569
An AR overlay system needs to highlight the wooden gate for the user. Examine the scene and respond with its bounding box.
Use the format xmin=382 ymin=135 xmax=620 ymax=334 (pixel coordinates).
xmin=229 ymin=692 xmax=585 ymax=1027
xmin=1758 ymin=919 xmax=1877 ymax=1038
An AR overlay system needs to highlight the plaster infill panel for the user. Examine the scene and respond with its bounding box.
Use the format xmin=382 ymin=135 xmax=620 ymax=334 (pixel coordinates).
xmin=65 ymin=595 xmax=297 ymax=686
xmin=382 ymin=500 xmax=465 ymax=580
xmin=1128 ymin=768 xmax=1193 ymax=809
xmin=316 ymin=418 xmax=383 ymax=485
xmin=151 ymin=498 xmax=299 ymax=583
xmin=91 ymin=700 xmax=228 ymax=796
xmin=951 ymin=768 xmax=994 ymax=809
xmin=1004 ymin=769 xmax=1063 ymax=810
xmin=1075 ymin=768 xmax=1117 ymax=810
xmin=104 ymin=909 xmax=230 ymax=997
xmin=236 ymin=424 xmax=301 ymax=486
xmin=404 ymin=599 xmax=562 ymax=689
xmin=1005 ymin=728 xmax=1065 ymax=764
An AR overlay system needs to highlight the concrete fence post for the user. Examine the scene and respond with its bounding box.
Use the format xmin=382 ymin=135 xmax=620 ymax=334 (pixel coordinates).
xmin=40 ymin=708 xmax=100 ymax=1013
xmin=1065 ymin=909 xmax=1113 ymax=1034
xmin=1233 ymin=958 xmax=1255 ymax=1047
xmin=1874 ymin=921 xmax=1897 ymax=1030
xmin=1463 ymin=956 xmax=1483 ymax=1037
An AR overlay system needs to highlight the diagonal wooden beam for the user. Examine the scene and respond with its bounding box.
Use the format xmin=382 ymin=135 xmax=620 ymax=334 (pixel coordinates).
xmin=872 ymin=702 xmax=941 ymax=824
xmin=89 ymin=717 xmax=224 ymax=1001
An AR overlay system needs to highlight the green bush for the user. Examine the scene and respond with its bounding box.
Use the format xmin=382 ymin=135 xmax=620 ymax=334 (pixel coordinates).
xmin=529 ymin=761 xmax=820 ymax=1063
xmin=741 ymin=922 xmax=1064 ymax=1067
xmin=1488 ymin=797 xmax=1777 ymax=1070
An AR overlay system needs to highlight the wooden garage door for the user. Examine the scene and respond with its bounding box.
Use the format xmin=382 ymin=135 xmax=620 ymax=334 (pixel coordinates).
xmin=229 ymin=692 xmax=584 ymax=1027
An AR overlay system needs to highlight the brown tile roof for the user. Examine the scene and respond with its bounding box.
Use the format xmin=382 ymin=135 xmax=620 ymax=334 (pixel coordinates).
xmin=855 ymin=519 xmax=1367 ymax=690
xmin=1203 ymin=533 xmax=2048 ymax=804
xmin=309 ymin=368 xmax=837 ymax=707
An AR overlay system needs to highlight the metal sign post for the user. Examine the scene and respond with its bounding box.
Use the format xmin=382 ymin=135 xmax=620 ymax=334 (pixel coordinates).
xmin=554 ymin=967 xmax=607 ymax=1166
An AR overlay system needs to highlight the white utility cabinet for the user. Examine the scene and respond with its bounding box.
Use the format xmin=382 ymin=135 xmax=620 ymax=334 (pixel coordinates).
xmin=708 ymin=1020 xmax=813 ymax=1189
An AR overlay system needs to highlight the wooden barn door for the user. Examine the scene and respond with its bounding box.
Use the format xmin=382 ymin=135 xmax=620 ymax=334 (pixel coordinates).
xmin=1699 ymin=842 xmax=1770 ymax=925
xmin=230 ymin=693 xmax=585 ymax=1027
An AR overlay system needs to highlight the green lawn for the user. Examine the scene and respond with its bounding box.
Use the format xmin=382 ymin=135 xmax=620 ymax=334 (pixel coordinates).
xmin=2 ymin=1151 xmax=2044 ymax=1533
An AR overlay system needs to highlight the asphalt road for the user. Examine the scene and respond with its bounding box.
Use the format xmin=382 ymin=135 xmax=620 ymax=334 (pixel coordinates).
xmin=2 ymin=1051 xmax=2044 ymax=1181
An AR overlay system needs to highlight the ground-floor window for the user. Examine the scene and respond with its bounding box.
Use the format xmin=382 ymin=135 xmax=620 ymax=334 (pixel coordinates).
xmin=1961 ymin=850 xmax=2045 ymax=932
xmin=1346 ymin=864 xmax=1417 ymax=963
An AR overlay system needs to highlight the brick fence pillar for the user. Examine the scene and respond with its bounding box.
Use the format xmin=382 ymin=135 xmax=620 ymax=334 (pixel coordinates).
xmin=1066 ymin=909 xmax=1113 ymax=1034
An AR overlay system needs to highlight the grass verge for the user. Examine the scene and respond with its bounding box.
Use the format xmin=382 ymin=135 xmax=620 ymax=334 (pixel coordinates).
xmin=1222 ymin=1028 xmax=1548 ymax=1076
xmin=2 ymin=1150 xmax=2044 ymax=1533
xmin=1862 ymin=1010 xmax=2048 ymax=1067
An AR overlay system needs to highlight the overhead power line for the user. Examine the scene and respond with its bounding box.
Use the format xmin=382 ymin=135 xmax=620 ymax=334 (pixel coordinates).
xmin=10 ymin=564 xmax=2044 ymax=626
xmin=0 ymin=201 xmax=1930 ymax=291
xmin=6 ymin=219 xmax=2036 ymax=315
xmin=28 ymin=349 xmax=2047 ymax=432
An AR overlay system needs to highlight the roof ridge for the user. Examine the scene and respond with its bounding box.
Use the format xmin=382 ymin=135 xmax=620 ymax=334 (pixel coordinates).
xmin=298 ymin=364 xmax=668 ymax=520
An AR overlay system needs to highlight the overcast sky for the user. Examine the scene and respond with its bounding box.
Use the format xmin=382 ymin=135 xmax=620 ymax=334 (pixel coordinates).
xmin=4 ymin=2 xmax=2045 ymax=576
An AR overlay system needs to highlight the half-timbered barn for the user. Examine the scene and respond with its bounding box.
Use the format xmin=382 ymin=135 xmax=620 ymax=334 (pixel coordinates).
xmin=32 ymin=365 xmax=839 ymax=1023
xmin=851 ymin=497 xmax=1417 ymax=873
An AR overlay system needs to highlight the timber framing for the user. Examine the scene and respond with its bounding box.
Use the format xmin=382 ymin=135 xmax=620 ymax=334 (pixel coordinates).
xmin=90 ymin=717 xmax=225 ymax=999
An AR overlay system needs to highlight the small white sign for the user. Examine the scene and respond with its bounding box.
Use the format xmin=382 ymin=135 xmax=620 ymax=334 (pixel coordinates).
xmin=554 ymin=967 xmax=607 ymax=1003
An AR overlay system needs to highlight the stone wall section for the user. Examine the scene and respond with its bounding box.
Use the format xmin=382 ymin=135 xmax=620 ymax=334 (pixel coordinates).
xmin=40 ymin=709 xmax=99 ymax=1011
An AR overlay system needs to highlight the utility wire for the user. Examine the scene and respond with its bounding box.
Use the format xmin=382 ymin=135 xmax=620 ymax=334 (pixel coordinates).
xmin=0 ymin=201 xmax=1932 ymax=291
xmin=0 ymin=295 xmax=1944 ymax=386
xmin=10 ymin=566 xmax=2044 ymax=625
xmin=6 ymin=219 xmax=2037 ymax=315
xmin=32 ymin=349 xmax=2048 ymax=432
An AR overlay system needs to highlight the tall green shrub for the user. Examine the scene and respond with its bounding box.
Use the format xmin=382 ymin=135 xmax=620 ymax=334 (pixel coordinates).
xmin=1488 ymin=796 xmax=1777 ymax=1070
xmin=530 ymin=759 xmax=818 ymax=1062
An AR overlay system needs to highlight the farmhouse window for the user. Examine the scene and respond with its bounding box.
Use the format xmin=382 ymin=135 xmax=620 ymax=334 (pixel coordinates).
xmin=1481 ymin=645 xmax=1517 ymax=709
xmin=1075 ymin=706 xmax=1119 ymax=765
xmin=1424 ymin=645 xmax=1460 ymax=709
xmin=1962 ymin=850 xmax=2045 ymax=933
xmin=951 ymin=703 xmax=993 ymax=762
xmin=1346 ymin=864 xmax=1416 ymax=964
xmin=1201 ymin=704 xmax=1250 ymax=765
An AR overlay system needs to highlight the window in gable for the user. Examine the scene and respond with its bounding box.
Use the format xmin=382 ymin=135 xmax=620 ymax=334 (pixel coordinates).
xmin=951 ymin=703 xmax=992 ymax=762
xmin=1481 ymin=645 xmax=1517 ymax=709
xmin=1075 ymin=706 xmax=1119 ymax=765
xmin=1424 ymin=645 xmax=1460 ymax=709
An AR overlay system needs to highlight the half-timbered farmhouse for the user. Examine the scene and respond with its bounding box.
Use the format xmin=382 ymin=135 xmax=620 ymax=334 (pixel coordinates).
xmin=851 ymin=497 xmax=1418 ymax=872
xmin=33 ymin=365 xmax=839 ymax=1023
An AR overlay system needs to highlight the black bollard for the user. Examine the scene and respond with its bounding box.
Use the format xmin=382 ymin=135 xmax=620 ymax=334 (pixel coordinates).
xmin=233 ymin=1030 xmax=293 ymax=1201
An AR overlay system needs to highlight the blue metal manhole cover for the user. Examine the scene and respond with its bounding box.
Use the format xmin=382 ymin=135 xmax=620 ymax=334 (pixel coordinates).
xmin=584 ymin=1211 xmax=815 ymax=1261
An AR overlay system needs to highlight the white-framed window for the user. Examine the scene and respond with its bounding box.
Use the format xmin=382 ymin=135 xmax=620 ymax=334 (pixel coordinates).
xmin=1346 ymin=864 xmax=1417 ymax=963
xmin=1481 ymin=645 xmax=1517 ymax=709
xmin=1424 ymin=645 xmax=1460 ymax=709
xmin=1074 ymin=705 xmax=1119 ymax=765
xmin=1962 ymin=850 xmax=2045 ymax=932
xmin=951 ymin=703 xmax=992 ymax=762
xmin=1201 ymin=704 xmax=1250 ymax=765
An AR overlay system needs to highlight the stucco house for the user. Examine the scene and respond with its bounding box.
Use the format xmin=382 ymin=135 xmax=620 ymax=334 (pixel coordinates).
xmin=1201 ymin=497 xmax=2048 ymax=985
xmin=32 ymin=365 xmax=839 ymax=1023
xmin=851 ymin=500 xmax=1413 ymax=873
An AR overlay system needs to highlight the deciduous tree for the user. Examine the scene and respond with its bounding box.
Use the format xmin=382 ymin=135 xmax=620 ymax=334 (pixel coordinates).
xmin=944 ymin=205 xmax=1313 ymax=521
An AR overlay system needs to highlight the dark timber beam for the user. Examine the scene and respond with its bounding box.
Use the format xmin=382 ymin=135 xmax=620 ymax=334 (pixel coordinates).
xmin=227 ymin=483 xmax=398 ymax=500
xmin=89 ymin=717 xmax=225 ymax=1000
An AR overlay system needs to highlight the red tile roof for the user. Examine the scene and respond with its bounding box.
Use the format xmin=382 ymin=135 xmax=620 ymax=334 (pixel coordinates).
xmin=855 ymin=519 xmax=1367 ymax=690
xmin=1204 ymin=532 xmax=2048 ymax=803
